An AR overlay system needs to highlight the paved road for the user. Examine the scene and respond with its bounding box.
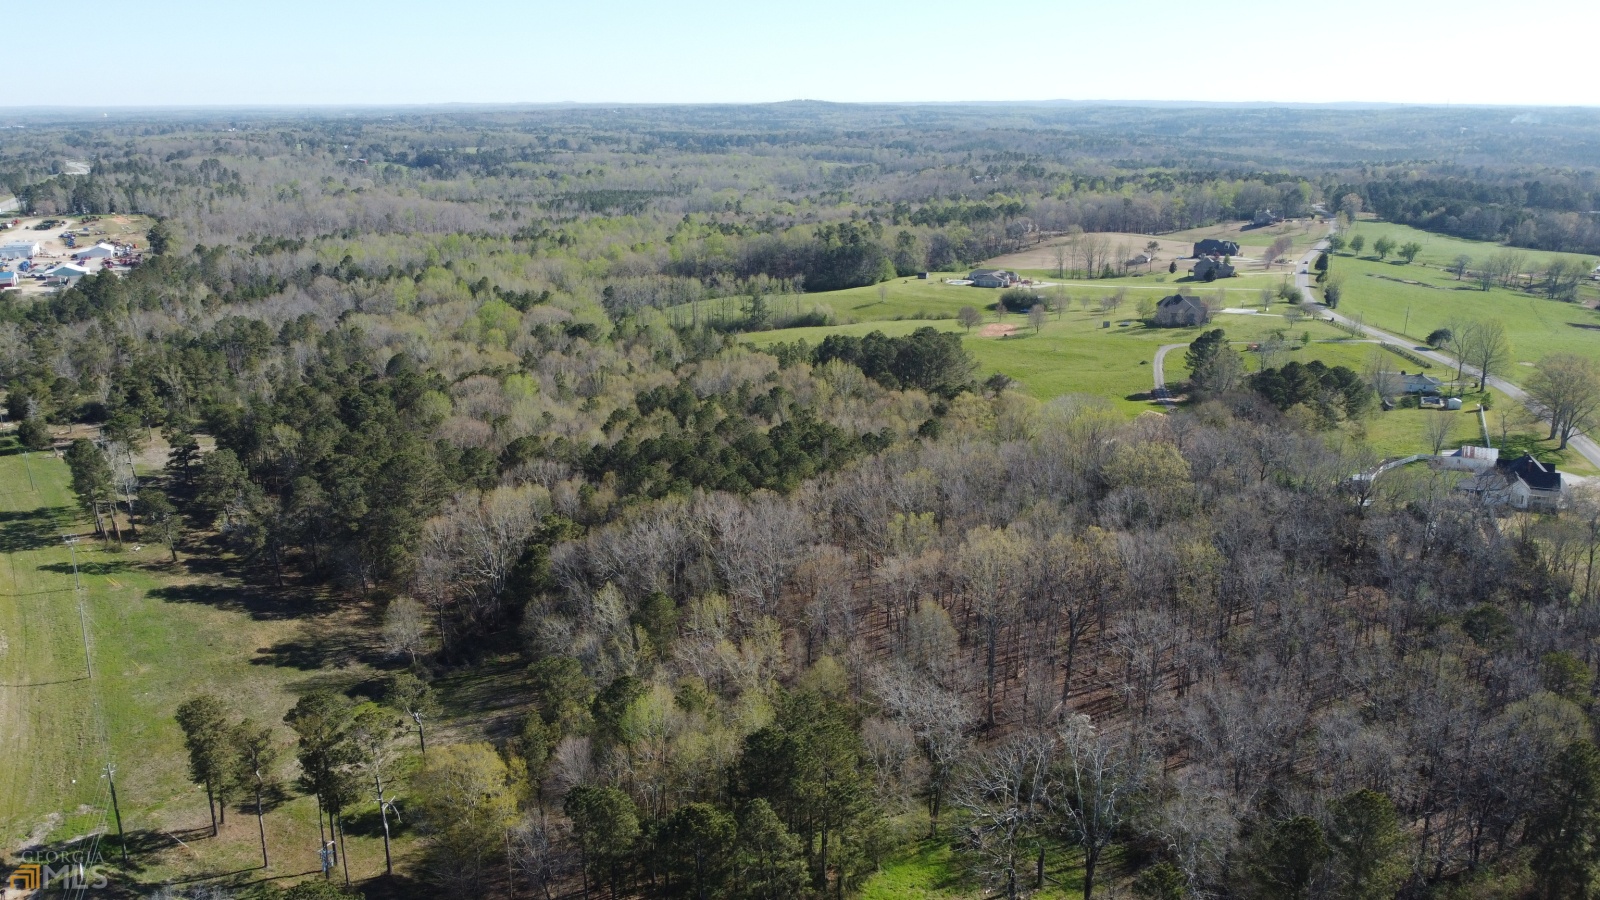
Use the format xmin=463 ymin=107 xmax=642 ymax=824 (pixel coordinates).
xmin=1152 ymin=343 xmax=1186 ymax=411
xmin=1292 ymin=236 xmax=1600 ymax=470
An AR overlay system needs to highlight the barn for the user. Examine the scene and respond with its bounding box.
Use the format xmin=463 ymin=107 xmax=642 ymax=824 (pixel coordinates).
xmin=0 ymin=242 xmax=41 ymax=260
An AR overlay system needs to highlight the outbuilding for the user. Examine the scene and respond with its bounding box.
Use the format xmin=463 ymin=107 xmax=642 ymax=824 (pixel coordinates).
xmin=0 ymin=271 xmax=18 ymax=288
xmin=71 ymin=243 xmax=117 ymax=261
xmin=0 ymin=242 xmax=41 ymax=260
xmin=43 ymin=263 xmax=90 ymax=284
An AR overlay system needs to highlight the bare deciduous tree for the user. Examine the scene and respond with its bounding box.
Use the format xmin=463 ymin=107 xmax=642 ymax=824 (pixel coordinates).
xmin=1461 ymin=319 xmax=1511 ymax=391
xmin=1424 ymin=411 xmax=1458 ymax=456
xmin=1527 ymin=353 xmax=1600 ymax=449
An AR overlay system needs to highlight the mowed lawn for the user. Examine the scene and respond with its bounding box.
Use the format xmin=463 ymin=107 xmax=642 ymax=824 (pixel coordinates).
xmin=0 ymin=434 xmax=401 ymax=891
xmin=741 ymin=277 xmax=1353 ymax=415
xmin=1331 ymin=221 xmax=1600 ymax=378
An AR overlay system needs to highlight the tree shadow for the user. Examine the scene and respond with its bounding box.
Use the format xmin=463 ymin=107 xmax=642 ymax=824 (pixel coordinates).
xmin=149 ymin=582 xmax=314 ymax=623
xmin=252 ymin=619 xmax=379 ymax=672
xmin=20 ymin=825 xmax=218 ymax=877
xmin=342 ymin=807 xmax=413 ymax=840
xmin=38 ymin=559 xmax=138 ymax=578
xmin=0 ymin=506 xmax=75 ymax=553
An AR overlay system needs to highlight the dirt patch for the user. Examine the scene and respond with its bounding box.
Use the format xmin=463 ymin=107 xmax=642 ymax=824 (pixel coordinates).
xmin=1369 ymin=273 xmax=1443 ymax=289
xmin=987 ymin=232 xmax=1196 ymax=270
xmin=978 ymin=323 xmax=1018 ymax=338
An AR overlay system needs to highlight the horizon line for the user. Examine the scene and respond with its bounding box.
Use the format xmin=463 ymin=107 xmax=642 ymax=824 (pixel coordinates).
xmin=0 ymin=99 xmax=1596 ymax=115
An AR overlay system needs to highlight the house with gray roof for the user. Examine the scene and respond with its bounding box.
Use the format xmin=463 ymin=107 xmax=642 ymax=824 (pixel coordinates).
xmin=967 ymin=268 xmax=1019 ymax=288
xmin=1190 ymin=256 xmax=1235 ymax=281
xmin=1153 ymin=294 xmax=1210 ymax=327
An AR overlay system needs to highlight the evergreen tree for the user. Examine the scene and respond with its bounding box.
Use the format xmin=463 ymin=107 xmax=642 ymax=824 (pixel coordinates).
xmin=565 ymin=784 xmax=640 ymax=899
xmin=661 ymin=803 xmax=735 ymax=900
xmin=17 ymin=416 xmax=51 ymax=451
xmin=1528 ymin=740 xmax=1600 ymax=899
xmin=64 ymin=438 xmax=117 ymax=539
xmin=175 ymin=694 xmax=235 ymax=836
xmin=731 ymin=799 xmax=808 ymax=900
xmin=1246 ymin=815 xmax=1329 ymax=900
xmin=1327 ymin=789 xmax=1407 ymax=900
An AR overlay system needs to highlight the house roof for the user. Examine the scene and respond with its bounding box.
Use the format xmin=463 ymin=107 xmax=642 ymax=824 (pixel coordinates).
xmin=1497 ymin=453 xmax=1562 ymax=492
xmin=1157 ymin=294 xmax=1205 ymax=310
xmin=969 ymin=269 xmax=1011 ymax=277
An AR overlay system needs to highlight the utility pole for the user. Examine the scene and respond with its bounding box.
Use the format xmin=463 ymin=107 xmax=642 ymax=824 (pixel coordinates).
xmin=104 ymin=765 xmax=127 ymax=865
xmin=64 ymin=535 xmax=90 ymax=678
xmin=1403 ymin=306 xmax=1411 ymax=337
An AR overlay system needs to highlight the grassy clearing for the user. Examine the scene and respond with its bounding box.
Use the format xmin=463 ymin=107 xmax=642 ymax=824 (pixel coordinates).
xmin=0 ymin=433 xmax=406 ymax=893
xmin=743 ymin=281 xmax=1350 ymax=415
xmin=1344 ymin=219 xmax=1598 ymax=274
xmin=858 ymin=832 xmax=1087 ymax=900
xmin=1330 ymin=255 xmax=1600 ymax=371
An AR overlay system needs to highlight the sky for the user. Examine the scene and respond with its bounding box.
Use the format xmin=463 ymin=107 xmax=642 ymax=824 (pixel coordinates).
xmin=42 ymin=0 xmax=1599 ymax=107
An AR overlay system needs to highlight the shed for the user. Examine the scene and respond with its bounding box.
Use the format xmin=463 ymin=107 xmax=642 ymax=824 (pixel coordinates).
xmin=0 ymin=242 xmax=41 ymax=260
xmin=0 ymin=271 xmax=18 ymax=288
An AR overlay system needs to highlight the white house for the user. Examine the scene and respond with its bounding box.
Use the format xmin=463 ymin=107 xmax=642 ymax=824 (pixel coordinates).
xmin=71 ymin=243 xmax=117 ymax=261
xmin=0 ymin=242 xmax=41 ymax=260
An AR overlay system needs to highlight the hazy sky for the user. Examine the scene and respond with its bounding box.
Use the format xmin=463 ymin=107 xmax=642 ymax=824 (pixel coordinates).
xmin=52 ymin=0 xmax=1597 ymax=107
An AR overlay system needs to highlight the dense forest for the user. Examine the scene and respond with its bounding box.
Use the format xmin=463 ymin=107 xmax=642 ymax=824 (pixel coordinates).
xmin=5 ymin=103 xmax=1600 ymax=900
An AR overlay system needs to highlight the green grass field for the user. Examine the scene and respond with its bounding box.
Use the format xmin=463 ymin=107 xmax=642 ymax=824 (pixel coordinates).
xmin=1330 ymin=221 xmax=1600 ymax=376
xmin=1345 ymin=219 xmax=1599 ymax=274
xmin=0 ymin=433 xmax=404 ymax=894
xmin=744 ymin=292 xmax=1351 ymax=415
xmin=733 ymin=257 xmax=1596 ymax=470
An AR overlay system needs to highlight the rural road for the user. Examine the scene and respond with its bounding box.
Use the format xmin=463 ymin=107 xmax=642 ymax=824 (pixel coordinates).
xmin=1152 ymin=344 xmax=1185 ymax=410
xmin=1291 ymin=237 xmax=1600 ymax=471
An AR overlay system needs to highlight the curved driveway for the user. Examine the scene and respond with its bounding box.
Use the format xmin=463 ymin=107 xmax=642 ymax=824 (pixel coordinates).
xmin=1152 ymin=344 xmax=1186 ymax=410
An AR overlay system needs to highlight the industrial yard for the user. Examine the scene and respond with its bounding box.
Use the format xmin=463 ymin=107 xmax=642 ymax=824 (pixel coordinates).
xmin=0 ymin=213 xmax=149 ymax=295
